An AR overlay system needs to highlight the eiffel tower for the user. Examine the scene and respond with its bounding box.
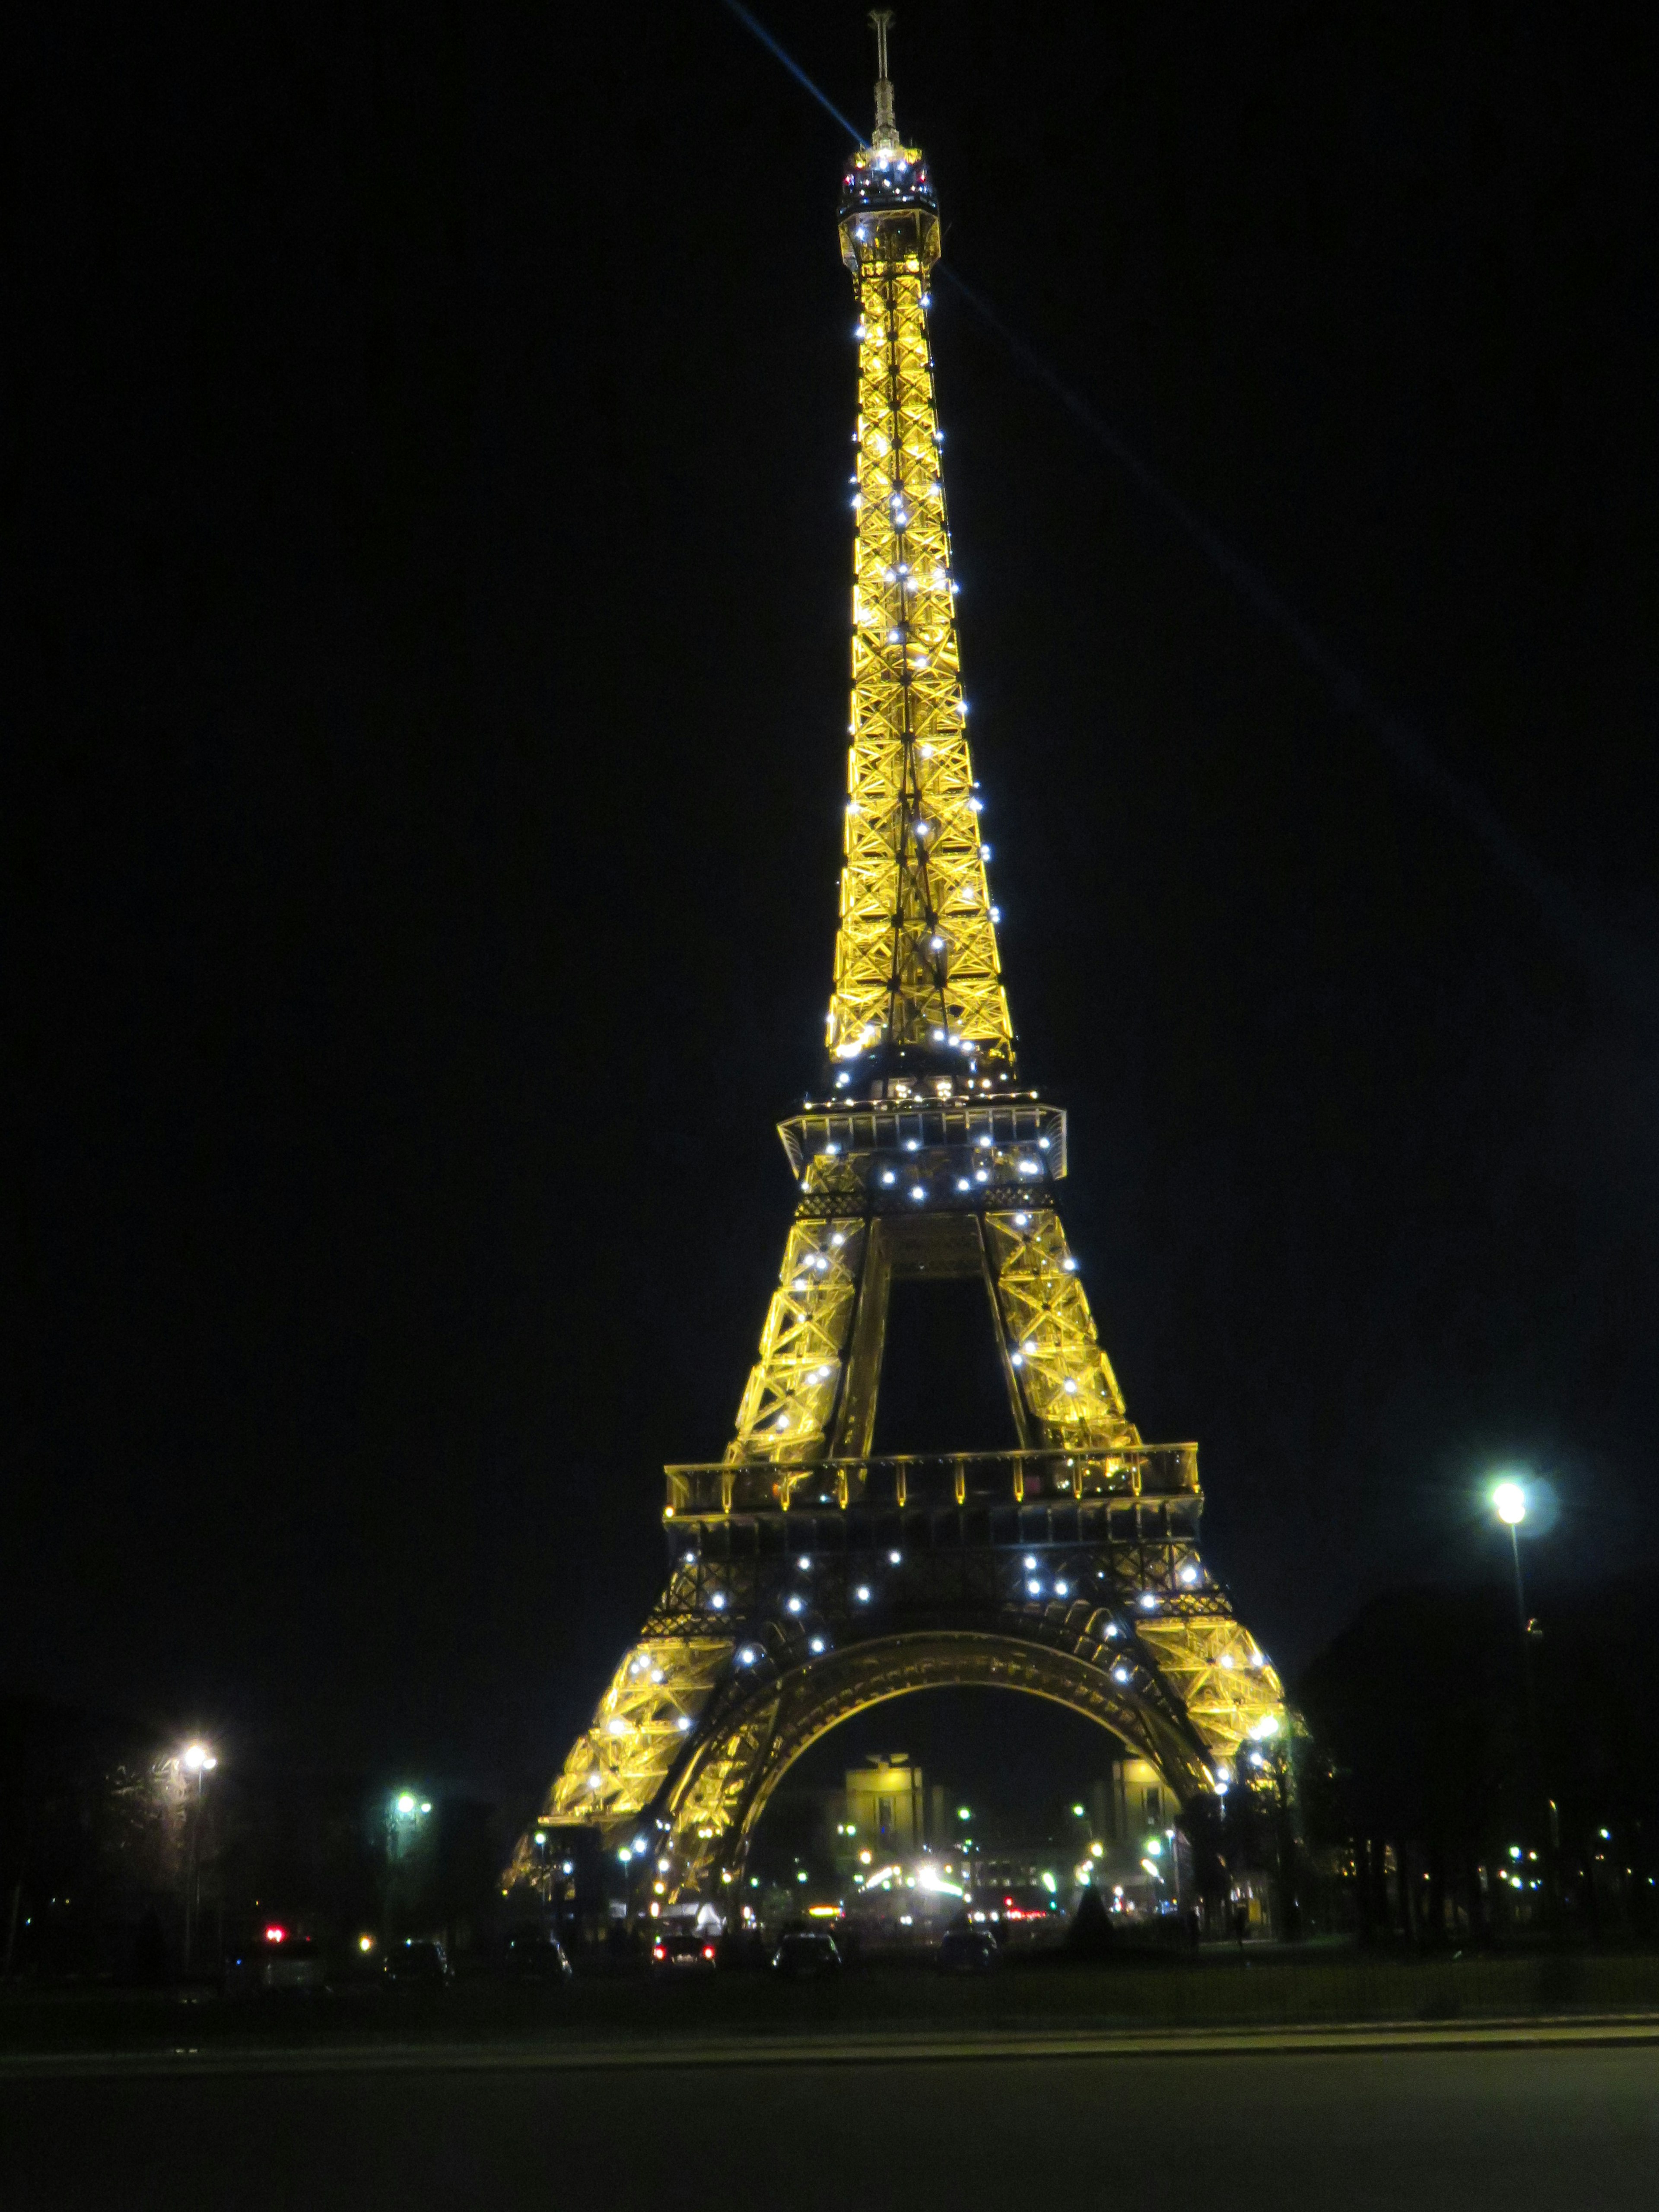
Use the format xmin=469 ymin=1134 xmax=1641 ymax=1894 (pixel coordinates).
xmin=510 ymin=20 xmax=1285 ymax=1915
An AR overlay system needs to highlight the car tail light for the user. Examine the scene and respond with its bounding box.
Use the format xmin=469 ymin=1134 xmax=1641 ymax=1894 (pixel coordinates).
xmin=652 ymin=1944 xmax=666 ymax=1959
xmin=702 ymin=1945 xmax=716 ymax=1960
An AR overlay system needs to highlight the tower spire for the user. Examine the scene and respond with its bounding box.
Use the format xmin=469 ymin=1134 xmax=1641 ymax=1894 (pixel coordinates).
xmin=869 ymin=10 xmax=899 ymax=150
xmin=832 ymin=52 xmax=1014 ymax=1097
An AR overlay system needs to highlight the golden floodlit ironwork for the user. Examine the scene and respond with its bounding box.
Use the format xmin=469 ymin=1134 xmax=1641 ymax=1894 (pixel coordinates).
xmin=509 ymin=27 xmax=1286 ymax=1916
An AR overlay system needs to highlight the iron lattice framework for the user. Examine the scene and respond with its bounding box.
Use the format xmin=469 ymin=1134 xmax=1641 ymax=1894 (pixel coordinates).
xmin=509 ymin=43 xmax=1286 ymax=1915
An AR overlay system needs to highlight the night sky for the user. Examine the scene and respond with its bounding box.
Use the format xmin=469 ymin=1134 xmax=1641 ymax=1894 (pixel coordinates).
xmin=10 ymin=4 xmax=1658 ymax=1798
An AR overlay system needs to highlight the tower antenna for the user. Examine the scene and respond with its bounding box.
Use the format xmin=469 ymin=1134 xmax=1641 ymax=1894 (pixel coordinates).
xmin=869 ymin=9 xmax=899 ymax=148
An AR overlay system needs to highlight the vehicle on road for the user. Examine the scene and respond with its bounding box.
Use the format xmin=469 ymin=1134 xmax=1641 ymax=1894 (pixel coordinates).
xmin=225 ymin=1928 xmax=329 ymax=1997
xmin=381 ymin=1938 xmax=451 ymax=1989
xmin=938 ymin=1927 xmax=999 ymax=1974
xmin=651 ymin=1931 xmax=719 ymax=1973
xmin=771 ymin=1932 xmax=842 ymax=1980
xmin=502 ymin=1931 xmax=575 ymax=1983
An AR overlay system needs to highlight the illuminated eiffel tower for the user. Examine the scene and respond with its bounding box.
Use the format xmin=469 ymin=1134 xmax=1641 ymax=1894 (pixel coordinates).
xmin=510 ymin=20 xmax=1285 ymax=1914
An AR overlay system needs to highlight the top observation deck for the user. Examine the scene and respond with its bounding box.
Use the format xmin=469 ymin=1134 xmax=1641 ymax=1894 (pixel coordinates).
xmin=838 ymin=144 xmax=940 ymax=275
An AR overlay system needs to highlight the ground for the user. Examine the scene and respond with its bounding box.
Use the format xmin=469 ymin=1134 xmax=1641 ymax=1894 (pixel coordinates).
xmin=4 ymin=2037 xmax=1659 ymax=2210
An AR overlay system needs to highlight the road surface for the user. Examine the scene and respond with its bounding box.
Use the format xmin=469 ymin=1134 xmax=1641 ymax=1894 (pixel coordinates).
xmin=4 ymin=2034 xmax=1657 ymax=2209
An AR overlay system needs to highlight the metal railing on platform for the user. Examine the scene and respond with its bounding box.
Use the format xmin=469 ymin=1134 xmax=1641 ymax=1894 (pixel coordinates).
xmin=663 ymin=1445 xmax=1200 ymax=1519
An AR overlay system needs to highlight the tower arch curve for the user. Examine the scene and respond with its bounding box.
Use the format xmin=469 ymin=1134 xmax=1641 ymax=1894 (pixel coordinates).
xmin=658 ymin=1624 xmax=1220 ymax=1895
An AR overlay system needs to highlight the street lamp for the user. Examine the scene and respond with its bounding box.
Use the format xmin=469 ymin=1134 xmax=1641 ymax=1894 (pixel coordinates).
xmin=176 ymin=1742 xmax=218 ymax=1975
xmin=1491 ymin=1475 xmax=1557 ymax=1922
xmin=1493 ymin=1479 xmax=1528 ymax=1631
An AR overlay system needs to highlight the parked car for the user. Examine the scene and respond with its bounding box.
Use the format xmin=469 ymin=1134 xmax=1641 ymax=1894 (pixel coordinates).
xmin=225 ymin=1929 xmax=329 ymax=1997
xmin=650 ymin=1930 xmax=719 ymax=1974
xmin=502 ymin=1930 xmax=575 ymax=1984
xmin=938 ymin=1927 xmax=999 ymax=1974
xmin=381 ymin=1938 xmax=451 ymax=1989
xmin=771 ymin=1932 xmax=842 ymax=1980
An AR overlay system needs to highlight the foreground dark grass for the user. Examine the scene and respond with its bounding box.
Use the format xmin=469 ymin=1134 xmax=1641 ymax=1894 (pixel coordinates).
xmin=7 ymin=1944 xmax=1659 ymax=2055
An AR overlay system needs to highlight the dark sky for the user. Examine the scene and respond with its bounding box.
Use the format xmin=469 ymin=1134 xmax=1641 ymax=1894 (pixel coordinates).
xmin=9 ymin=3 xmax=1659 ymax=1796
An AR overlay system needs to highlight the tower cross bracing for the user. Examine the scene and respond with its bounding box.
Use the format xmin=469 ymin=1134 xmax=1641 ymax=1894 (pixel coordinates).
xmin=510 ymin=38 xmax=1286 ymax=1916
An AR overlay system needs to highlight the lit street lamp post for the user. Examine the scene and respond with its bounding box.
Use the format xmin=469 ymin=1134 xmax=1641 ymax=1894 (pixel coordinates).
xmin=1491 ymin=1480 xmax=1557 ymax=1926
xmin=178 ymin=1743 xmax=218 ymax=1976
xmin=1493 ymin=1480 xmax=1528 ymax=1636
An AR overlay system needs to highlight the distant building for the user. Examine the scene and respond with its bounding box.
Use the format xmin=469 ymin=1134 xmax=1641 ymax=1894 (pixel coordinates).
xmin=841 ymin=1754 xmax=941 ymax=1856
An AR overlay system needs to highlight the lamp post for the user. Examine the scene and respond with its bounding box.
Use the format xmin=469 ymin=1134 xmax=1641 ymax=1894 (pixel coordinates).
xmin=1493 ymin=1480 xmax=1528 ymax=1632
xmin=178 ymin=1743 xmax=218 ymax=1976
xmin=1491 ymin=1479 xmax=1556 ymax=1927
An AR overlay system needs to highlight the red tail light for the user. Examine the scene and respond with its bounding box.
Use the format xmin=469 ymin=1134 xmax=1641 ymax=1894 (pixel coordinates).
xmin=652 ymin=1944 xmax=666 ymax=1959
xmin=702 ymin=1945 xmax=716 ymax=1959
